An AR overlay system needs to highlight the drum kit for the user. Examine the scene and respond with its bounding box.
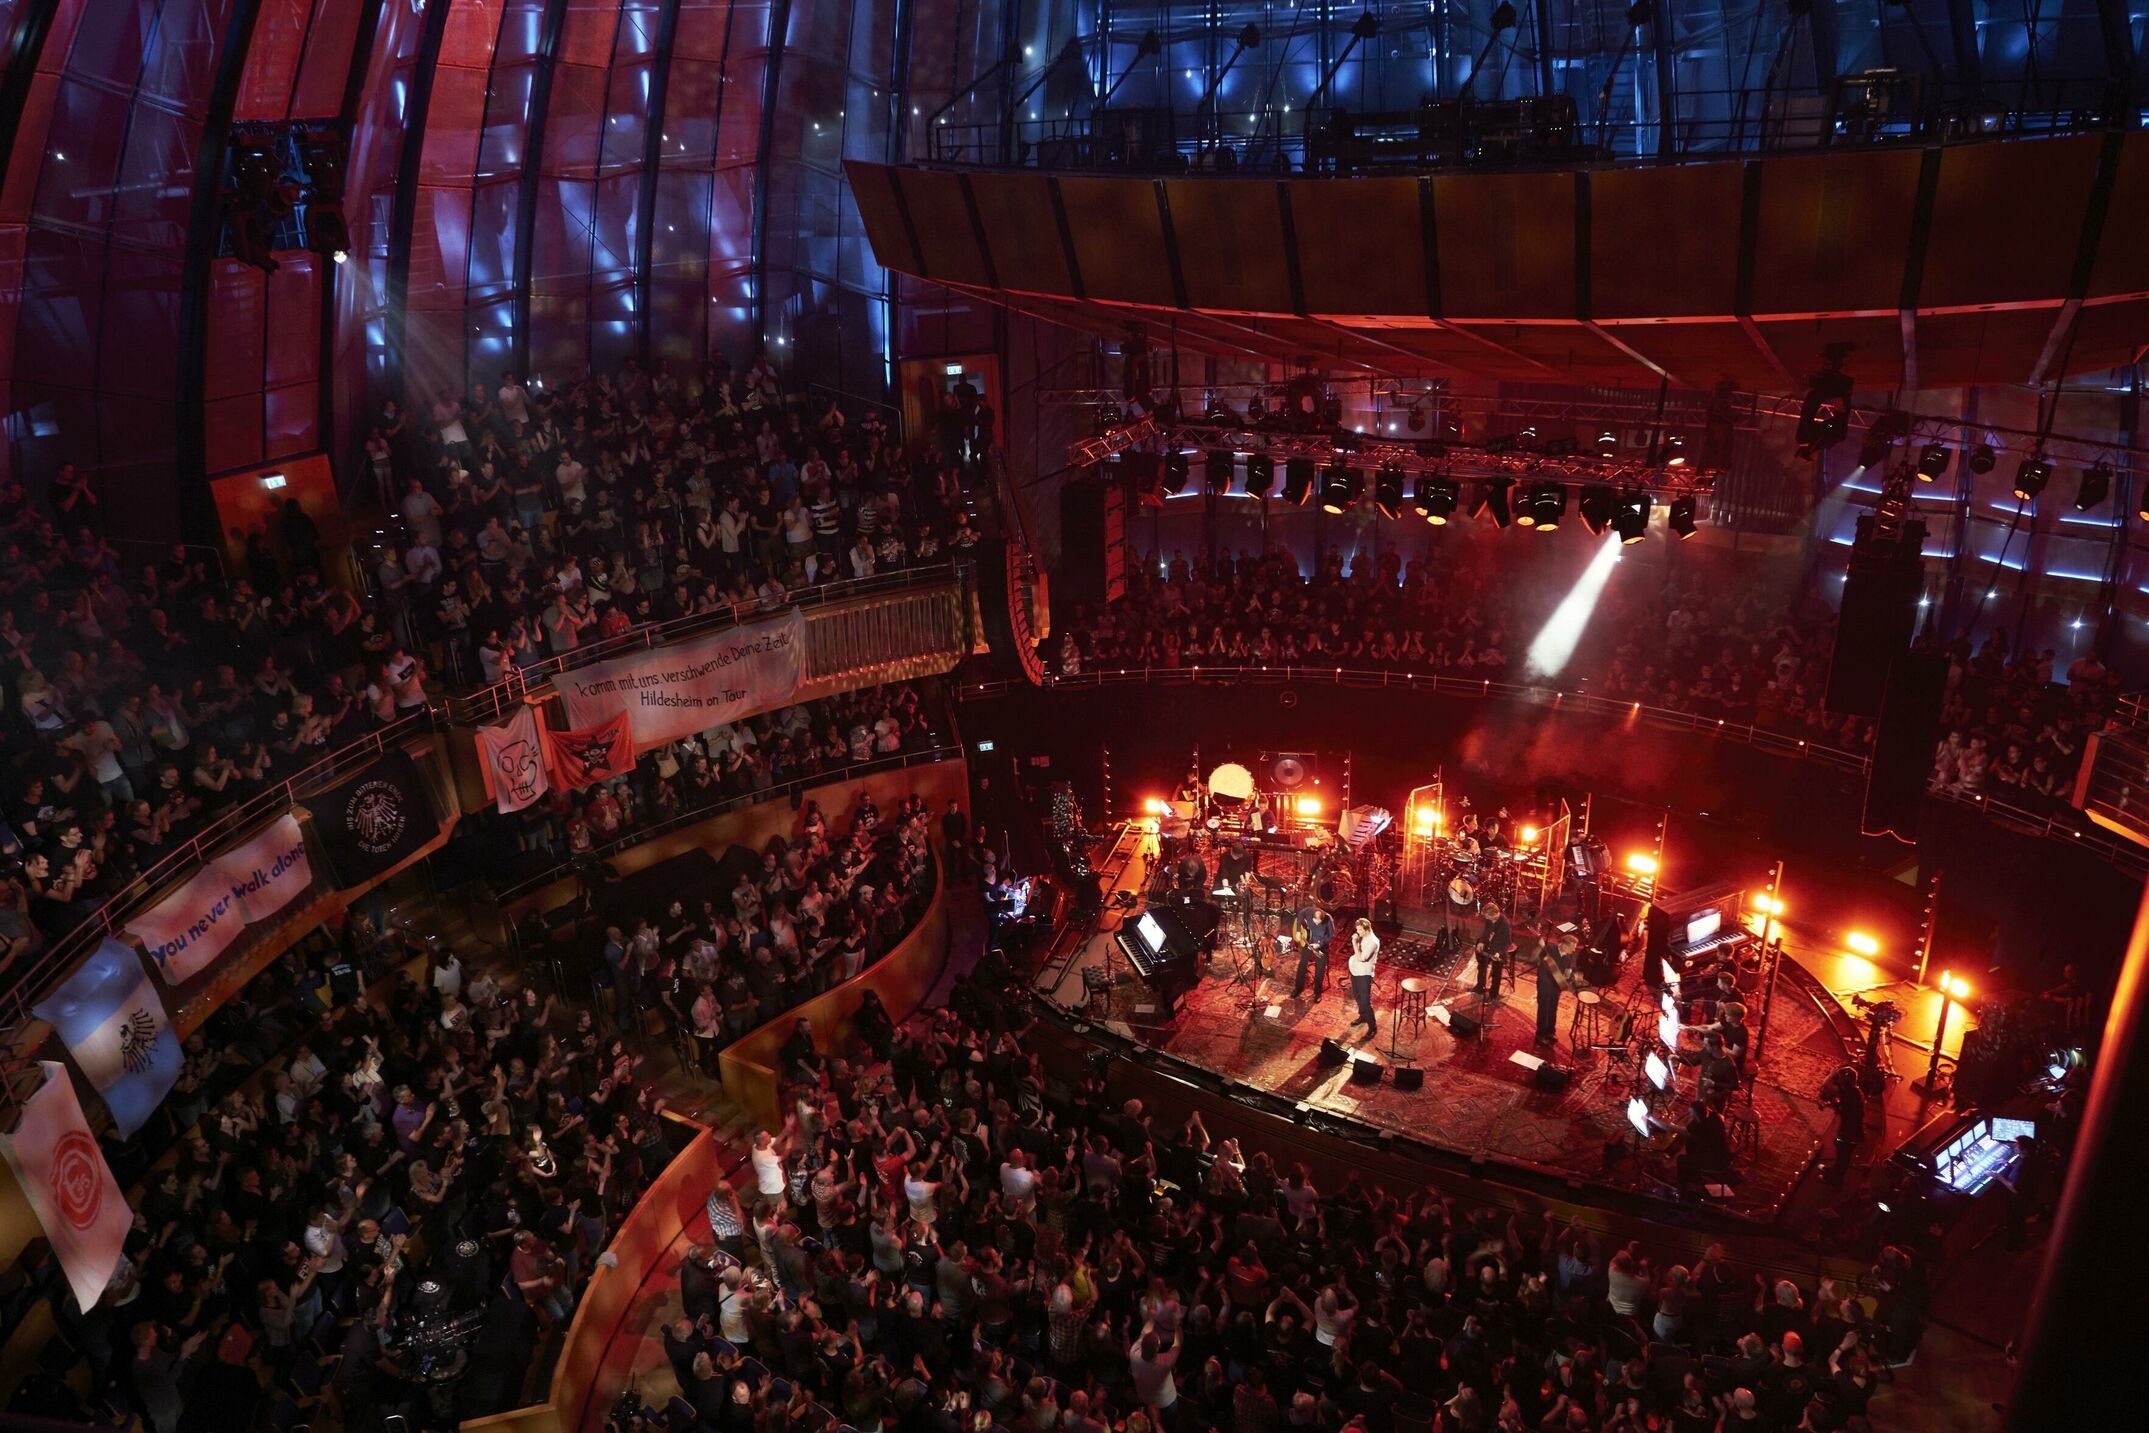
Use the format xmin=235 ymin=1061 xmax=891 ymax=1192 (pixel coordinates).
xmin=1433 ymin=839 xmax=1525 ymax=920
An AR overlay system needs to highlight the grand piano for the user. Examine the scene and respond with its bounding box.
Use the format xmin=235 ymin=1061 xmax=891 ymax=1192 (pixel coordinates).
xmin=1643 ymin=880 xmax=1756 ymax=983
xmin=1112 ymin=904 xmax=1209 ymax=1019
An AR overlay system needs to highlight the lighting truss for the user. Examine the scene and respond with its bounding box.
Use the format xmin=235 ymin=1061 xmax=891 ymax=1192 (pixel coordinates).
xmin=1045 ymin=382 xmax=2148 ymax=474
xmin=1066 ymin=415 xmax=1159 ymax=467
xmin=1155 ymin=421 xmax=1718 ymax=498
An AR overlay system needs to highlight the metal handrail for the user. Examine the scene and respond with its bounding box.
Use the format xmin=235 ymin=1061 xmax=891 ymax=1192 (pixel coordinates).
xmin=1 ymin=708 xmax=442 ymax=1052
xmin=922 ymin=77 xmax=2138 ymax=177
xmin=452 ymin=564 xmax=961 ymax=725
xmin=496 ymin=744 xmax=967 ymax=904
xmin=958 ymin=666 xmax=2147 ymax=876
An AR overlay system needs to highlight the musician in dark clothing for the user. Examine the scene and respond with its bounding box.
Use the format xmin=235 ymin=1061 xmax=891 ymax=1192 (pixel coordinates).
xmin=1291 ymin=903 xmax=1336 ymax=1001
xmin=1677 ymin=1100 xmax=1734 ymax=1186
xmin=940 ymin=800 xmax=968 ymax=880
xmin=1476 ymin=902 xmax=1512 ymax=997
xmin=1534 ymin=934 xmax=1578 ymax=1044
xmin=1822 ymin=1066 xmax=1866 ymax=1183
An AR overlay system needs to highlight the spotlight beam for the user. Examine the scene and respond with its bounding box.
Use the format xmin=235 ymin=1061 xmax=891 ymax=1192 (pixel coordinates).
xmin=1525 ymin=535 xmax=1623 ymax=680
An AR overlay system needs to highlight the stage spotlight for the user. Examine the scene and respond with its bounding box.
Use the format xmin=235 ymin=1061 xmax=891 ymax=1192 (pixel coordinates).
xmin=1519 ymin=824 xmax=1539 ymax=844
xmin=1413 ymin=807 xmax=1437 ymax=834
xmin=1577 ymin=484 xmax=1614 ymax=535
xmin=1524 ymin=532 xmax=1622 ymax=678
xmin=1662 ymin=434 xmax=1687 ymax=467
xmin=1373 ymin=464 xmax=1404 ymax=519
xmin=1596 ymin=429 xmax=1619 ymax=455
xmin=1145 ymin=798 xmax=1168 ymax=815
xmin=1406 ymin=405 xmax=1427 ymax=432
xmin=1472 ymin=476 xmax=1513 ymax=529
xmin=2075 ymin=459 xmax=2113 ymax=512
xmin=1625 ymin=852 xmax=1659 ymax=875
xmin=1414 ymin=473 xmax=1460 ymax=524
xmin=1280 ymin=455 xmax=1313 ymax=504
xmin=1612 ymin=489 xmax=1652 ymax=544
xmin=1201 ymin=449 xmax=1232 ymax=493
xmin=2013 ymin=454 xmax=2052 ymax=500
xmin=1795 ymin=354 xmax=1853 ymax=458
xmin=1668 ymin=494 xmax=1698 ymax=539
xmin=1968 ymin=443 xmax=1997 ymax=475
xmin=1752 ymin=894 xmax=1785 ymax=916
xmin=1320 ymin=463 xmax=1364 ymax=514
xmin=1296 ymin=796 xmax=1322 ymax=817
xmin=1529 ymin=483 xmax=1565 ymax=530
xmin=1243 ymin=452 xmax=1275 ymax=498
xmin=1845 ymin=930 xmax=1880 ymax=956
xmin=1857 ymin=410 xmax=1908 ymax=471
xmin=1942 ymin=973 xmax=1972 ymax=1000
xmin=1917 ymin=443 xmax=1951 ymax=480
xmin=1162 ymin=451 xmax=1191 ymax=495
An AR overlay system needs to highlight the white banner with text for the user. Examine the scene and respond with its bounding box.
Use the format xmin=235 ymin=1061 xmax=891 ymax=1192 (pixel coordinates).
xmin=555 ymin=609 xmax=806 ymax=750
xmin=126 ymin=814 xmax=315 ymax=984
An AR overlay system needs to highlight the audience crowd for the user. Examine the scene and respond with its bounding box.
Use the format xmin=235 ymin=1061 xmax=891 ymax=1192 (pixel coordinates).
xmin=578 ymin=779 xmax=945 ymax=1073
xmin=372 ymin=356 xmax=981 ymax=687
xmin=499 ymin=681 xmax=948 ymax=870
xmin=0 ymin=353 xmax=986 ymax=955
xmin=23 ymin=915 xmax=677 ymax=1432
xmin=1049 ymin=543 xmax=2122 ymax=809
xmin=619 ymin=968 xmax=1936 ymax=1433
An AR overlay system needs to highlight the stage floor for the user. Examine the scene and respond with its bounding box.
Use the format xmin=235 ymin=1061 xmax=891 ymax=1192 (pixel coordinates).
xmin=1033 ymin=829 xmax=1843 ymax=1222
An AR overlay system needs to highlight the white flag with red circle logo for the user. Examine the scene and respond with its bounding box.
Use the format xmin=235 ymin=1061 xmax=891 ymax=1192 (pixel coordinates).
xmin=0 ymin=1063 xmax=131 ymax=1310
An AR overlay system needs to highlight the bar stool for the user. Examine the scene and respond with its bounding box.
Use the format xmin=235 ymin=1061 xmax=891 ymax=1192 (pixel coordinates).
xmin=1569 ymin=987 xmax=1612 ymax=1052
xmin=1396 ymin=977 xmax=1431 ymax=1039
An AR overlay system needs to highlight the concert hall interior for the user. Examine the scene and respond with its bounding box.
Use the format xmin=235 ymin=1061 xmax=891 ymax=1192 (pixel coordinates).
xmin=1 ymin=4 xmax=2148 ymax=1432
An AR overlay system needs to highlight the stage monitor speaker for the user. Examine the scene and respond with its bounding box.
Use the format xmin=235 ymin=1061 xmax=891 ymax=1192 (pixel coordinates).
xmin=1447 ymin=1009 xmax=1481 ymax=1039
xmin=1825 ymin=516 xmax=1927 ymax=718
xmin=1317 ymin=1038 xmax=1350 ymax=1068
xmin=1862 ymin=650 xmax=1947 ymax=840
xmin=1532 ymin=1063 xmax=1573 ymax=1092
xmin=1349 ymin=1056 xmax=1383 ymax=1086
xmin=1393 ymin=1065 xmax=1425 ymax=1092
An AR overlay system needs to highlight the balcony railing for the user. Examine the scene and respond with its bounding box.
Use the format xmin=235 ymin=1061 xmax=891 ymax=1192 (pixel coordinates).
xmin=451 ymin=563 xmax=964 ymax=726
xmin=923 ymin=76 xmax=2139 ymax=176
xmin=0 ymin=709 xmax=442 ymax=1079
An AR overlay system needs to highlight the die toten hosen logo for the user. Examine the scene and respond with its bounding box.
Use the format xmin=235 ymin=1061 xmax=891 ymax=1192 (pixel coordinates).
xmin=344 ymin=778 xmax=409 ymax=855
xmin=49 ymin=1130 xmax=105 ymax=1232
xmin=492 ymin=737 xmax=543 ymax=801
xmin=117 ymin=1009 xmax=159 ymax=1075
xmin=560 ymin=728 xmax=624 ymax=775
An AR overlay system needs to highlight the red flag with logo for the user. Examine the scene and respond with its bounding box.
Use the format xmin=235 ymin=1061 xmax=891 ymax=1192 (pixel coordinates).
xmin=542 ymin=710 xmax=635 ymax=790
xmin=0 ymin=1063 xmax=131 ymax=1309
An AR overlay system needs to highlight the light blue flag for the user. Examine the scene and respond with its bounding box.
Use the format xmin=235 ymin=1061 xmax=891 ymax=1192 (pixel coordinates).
xmin=31 ymin=939 xmax=182 ymax=1138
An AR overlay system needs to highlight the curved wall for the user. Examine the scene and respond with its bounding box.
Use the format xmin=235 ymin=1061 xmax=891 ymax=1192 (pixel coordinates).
xmin=0 ymin=0 xmax=911 ymax=530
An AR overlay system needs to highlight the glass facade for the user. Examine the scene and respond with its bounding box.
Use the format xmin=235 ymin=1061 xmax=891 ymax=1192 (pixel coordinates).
xmin=0 ymin=0 xmax=2139 ymax=624
xmin=915 ymin=1 xmax=2148 ymax=168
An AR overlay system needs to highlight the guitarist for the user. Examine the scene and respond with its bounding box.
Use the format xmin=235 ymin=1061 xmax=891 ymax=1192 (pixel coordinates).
xmin=1535 ymin=932 xmax=1580 ymax=1045
xmin=1475 ymin=901 xmax=1513 ymax=999
xmin=1290 ymin=900 xmax=1336 ymax=1002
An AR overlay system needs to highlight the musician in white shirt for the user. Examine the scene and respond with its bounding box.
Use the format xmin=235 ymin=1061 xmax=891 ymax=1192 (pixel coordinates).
xmin=1346 ymin=917 xmax=1381 ymax=1037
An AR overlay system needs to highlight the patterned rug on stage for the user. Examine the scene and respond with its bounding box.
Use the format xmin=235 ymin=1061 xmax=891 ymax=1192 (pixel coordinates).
xmin=1104 ymin=937 xmax=1843 ymax=1224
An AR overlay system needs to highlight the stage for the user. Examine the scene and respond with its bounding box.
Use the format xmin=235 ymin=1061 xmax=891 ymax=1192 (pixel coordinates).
xmin=1032 ymin=822 xmax=1846 ymax=1224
